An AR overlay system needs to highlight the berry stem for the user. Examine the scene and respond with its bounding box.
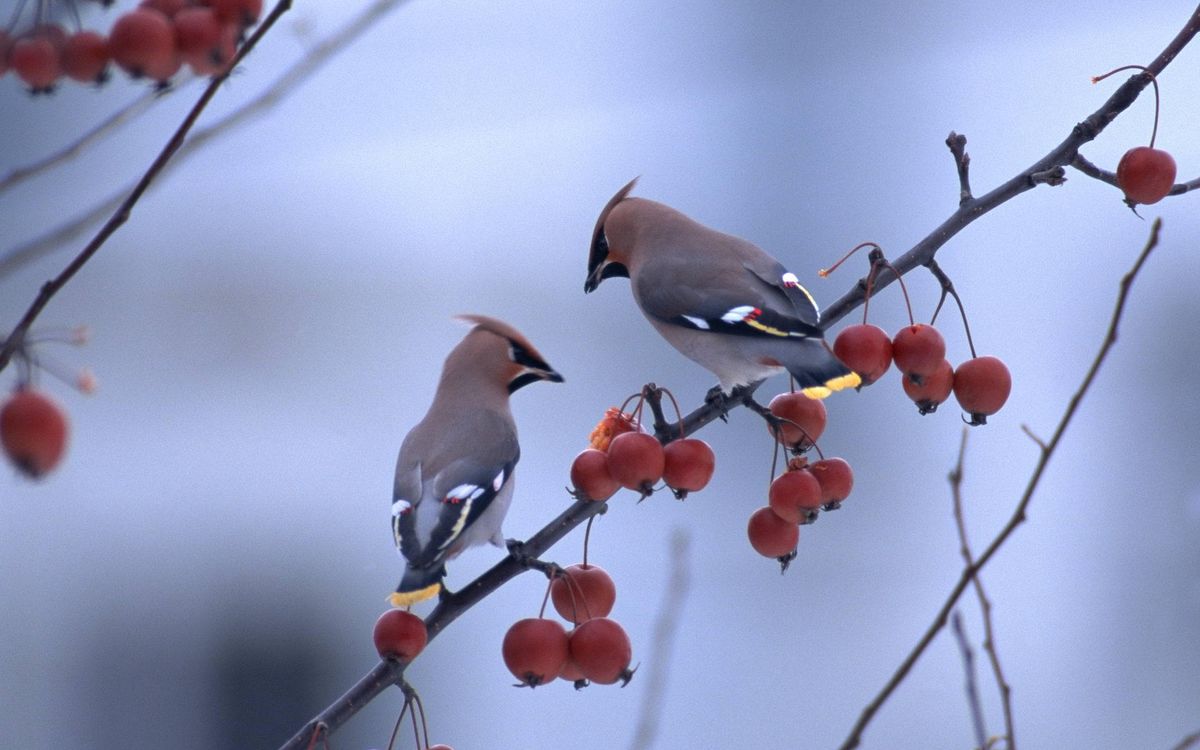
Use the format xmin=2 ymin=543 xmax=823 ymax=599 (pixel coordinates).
xmin=1092 ymin=65 xmax=1162 ymax=148
xmin=658 ymin=386 xmax=687 ymax=439
xmin=880 ymin=257 xmax=916 ymax=327
xmin=582 ymin=515 xmax=595 ymax=567
xmin=411 ymin=688 xmax=430 ymax=750
xmin=928 ymin=259 xmax=978 ymax=358
xmin=537 ymin=576 xmax=554 ymax=619
xmin=385 ymin=696 xmax=411 ymax=750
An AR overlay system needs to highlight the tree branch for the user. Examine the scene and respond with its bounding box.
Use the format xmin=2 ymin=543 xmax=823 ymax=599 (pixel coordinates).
xmin=818 ymin=4 xmax=1199 ymax=330
xmin=837 ymin=218 xmax=1162 ymax=750
xmin=0 ymin=0 xmax=295 ymax=373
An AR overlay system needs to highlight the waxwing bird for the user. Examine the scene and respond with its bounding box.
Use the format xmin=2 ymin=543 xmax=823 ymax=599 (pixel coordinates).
xmin=584 ymin=178 xmax=860 ymax=398
xmin=389 ymin=315 xmax=563 ymax=607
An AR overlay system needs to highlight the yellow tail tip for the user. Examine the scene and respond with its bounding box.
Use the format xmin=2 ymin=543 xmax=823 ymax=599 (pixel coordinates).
xmin=389 ymin=583 xmax=441 ymax=608
xmin=801 ymin=371 xmax=861 ymax=400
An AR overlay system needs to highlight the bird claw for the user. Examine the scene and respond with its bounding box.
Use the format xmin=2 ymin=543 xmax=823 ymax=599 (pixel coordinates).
xmin=704 ymin=385 xmax=731 ymax=421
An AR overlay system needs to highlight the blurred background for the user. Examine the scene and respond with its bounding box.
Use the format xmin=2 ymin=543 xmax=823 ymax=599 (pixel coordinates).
xmin=2 ymin=1 xmax=1199 ymax=748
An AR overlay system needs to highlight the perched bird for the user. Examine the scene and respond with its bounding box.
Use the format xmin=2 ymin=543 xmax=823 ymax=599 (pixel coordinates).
xmin=389 ymin=315 xmax=563 ymax=607
xmin=584 ymin=178 xmax=859 ymax=398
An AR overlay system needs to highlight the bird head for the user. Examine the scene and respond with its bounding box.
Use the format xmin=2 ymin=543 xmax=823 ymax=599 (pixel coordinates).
xmin=584 ymin=177 xmax=641 ymax=293
xmin=454 ymin=314 xmax=564 ymax=394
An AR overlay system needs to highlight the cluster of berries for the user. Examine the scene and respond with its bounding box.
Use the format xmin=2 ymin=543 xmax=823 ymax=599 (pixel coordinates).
xmin=569 ymin=401 xmax=715 ymax=502
xmin=835 ymin=322 xmax=1011 ymax=425
xmin=503 ymin=564 xmax=633 ymax=689
xmin=0 ymin=0 xmax=261 ymax=93
xmin=747 ymin=392 xmax=855 ymax=564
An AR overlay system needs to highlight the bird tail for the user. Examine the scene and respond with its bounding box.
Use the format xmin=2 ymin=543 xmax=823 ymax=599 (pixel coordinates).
xmin=783 ymin=341 xmax=861 ymax=399
xmin=389 ymin=565 xmax=444 ymax=608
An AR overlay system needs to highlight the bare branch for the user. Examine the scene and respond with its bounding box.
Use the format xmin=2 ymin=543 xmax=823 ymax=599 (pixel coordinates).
xmin=627 ymin=528 xmax=692 ymax=750
xmin=837 ymin=219 xmax=1162 ymax=750
xmin=0 ymin=0 xmax=416 ymax=281
xmin=950 ymin=428 xmax=1015 ymax=749
xmin=0 ymin=0 xmax=296 ymax=373
xmin=818 ymin=5 xmax=1199 ymax=330
xmin=950 ymin=611 xmax=989 ymax=750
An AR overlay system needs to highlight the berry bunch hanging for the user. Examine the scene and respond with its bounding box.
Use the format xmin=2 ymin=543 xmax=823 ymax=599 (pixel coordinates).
xmin=570 ymin=389 xmax=715 ymax=502
xmin=1092 ymin=65 xmax=1179 ymax=210
xmin=824 ymin=243 xmax=1013 ymax=425
xmin=0 ymin=0 xmax=262 ymax=93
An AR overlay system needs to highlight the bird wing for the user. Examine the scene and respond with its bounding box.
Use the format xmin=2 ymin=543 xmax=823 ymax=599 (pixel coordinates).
xmin=393 ymin=411 xmax=519 ymax=568
xmin=635 ymin=260 xmax=824 ymax=341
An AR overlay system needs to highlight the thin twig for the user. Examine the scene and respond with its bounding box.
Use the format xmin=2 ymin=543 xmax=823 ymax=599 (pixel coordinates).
xmin=627 ymin=528 xmax=692 ymax=750
xmin=0 ymin=0 xmax=415 ymax=281
xmin=950 ymin=611 xmax=989 ymax=750
xmin=1170 ymin=730 xmax=1200 ymax=750
xmin=950 ymin=428 xmax=1015 ymax=749
xmin=0 ymin=84 xmax=190 ymax=195
xmin=946 ymin=131 xmax=973 ymax=205
xmin=1070 ymin=152 xmax=1200 ymax=196
xmin=0 ymin=0 xmax=295 ymax=372
xmin=837 ymin=219 xmax=1162 ymax=750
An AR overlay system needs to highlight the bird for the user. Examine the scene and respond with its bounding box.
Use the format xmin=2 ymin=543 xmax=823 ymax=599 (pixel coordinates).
xmin=389 ymin=315 xmax=563 ymax=608
xmin=584 ymin=178 xmax=860 ymax=398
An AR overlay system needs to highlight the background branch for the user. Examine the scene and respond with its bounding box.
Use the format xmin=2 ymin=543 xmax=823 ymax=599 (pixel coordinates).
xmin=0 ymin=0 xmax=413 ymax=280
xmin=837 ymin=218 xmax=1162 ymax=750
xmin=0 ymin=0 xmax=296 ymax=372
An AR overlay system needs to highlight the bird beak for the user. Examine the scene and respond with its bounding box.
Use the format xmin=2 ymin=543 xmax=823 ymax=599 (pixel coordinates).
xmin=508 ymin=367 xmax=564 ymax=394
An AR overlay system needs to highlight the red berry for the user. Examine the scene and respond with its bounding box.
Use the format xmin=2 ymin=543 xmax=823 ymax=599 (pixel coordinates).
xmin=61 ymin=31 xmax=110 ymax=84
xmin=9 ymin=37 xmax=61 ymax=92
xmin=175 ymin=7 xmax=237 ymax=76
xmin=211 ymin=0 xmax=263 ymax=26
xmin=1 ymin=389 xmax=69 ymax=479
xmin=550 ymin=564 xmax=616 ymax=624
xmin=427 ymin=745 xmax=455 ymax=750
xmin=661 ymin=437 xmax=715 ymax=493
xmin=606 ymin=431 xmax=665 ymax=493
xmin=559 ymin=656 xmax=587 ymax=684
xmin=1116 ymin=146 xmax=1176 ymax=205
xmin=568 ymin=617 xmax=633 ymax=685
xmin=109 ymin=8 xmax=180 ymax=82
xmin=953 ymin=356 xmax=1012 ymax=425
xmin=809 ymin=457 xmax=854 ymax=509
xmin=767 ymin=468 xmax=822 ymax=525
xmin=766 ymin=391 xmax=826 ymax=451
xmin=139 ymin=0 xmax=190 ymax=18
xmin=372 ymin=609 xmax=427 ymax=662
xmin=569 ymin=448 xmax=620 ymax=501
xmin=902 ymin=358 xmax=954 ymax=414
xmin=833 ymin=323 xmax=893 ymax=385
xmin=746 ymin=506 xmax=799 ymax=558
xmin=892 ymin=324 xmax=946 ymax=381
xmin=501 ymin=618 xmax=569 ymax=687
